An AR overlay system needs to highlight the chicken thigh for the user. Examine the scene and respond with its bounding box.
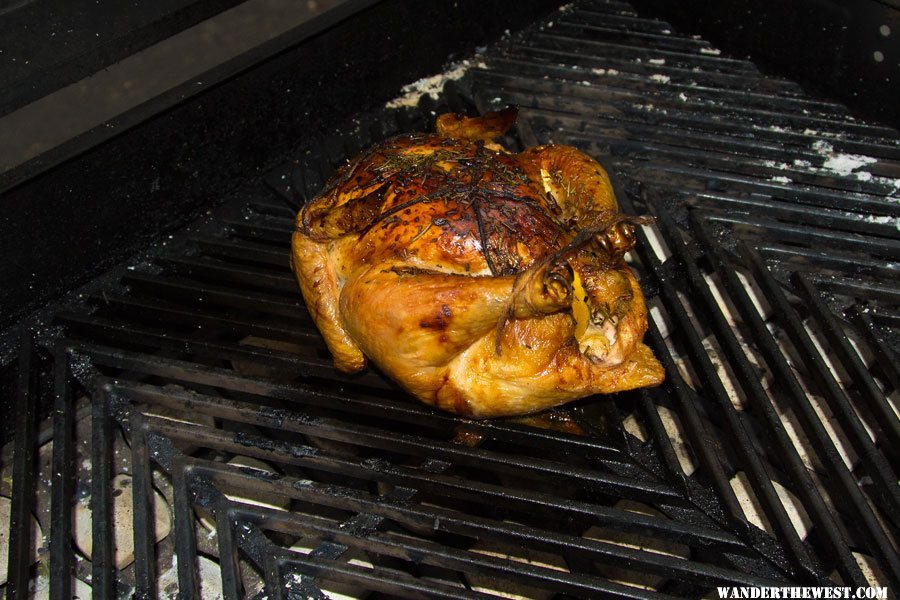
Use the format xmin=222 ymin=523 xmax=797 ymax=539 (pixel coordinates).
xmin=291 ymin=108 xmax=664 ymax=417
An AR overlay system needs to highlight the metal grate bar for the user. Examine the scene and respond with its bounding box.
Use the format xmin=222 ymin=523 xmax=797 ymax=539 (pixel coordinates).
xmin=56 ymin=313 xmax=346 ymax=377
xmin=532 ymin=32 xmax=756 ymax=72
xmin=7 ymin=1 xmax=899 ymax=597
xmin=122 ymin=272 xmax=309 ymax=318
xmin=275 ymin=552 xmax=492 ymax=600
xmin=6 ymin=333 xmax=39 ymax=600
xmin=674 ymin=191 xmax=897 ymax=234
xmin=561 ymin=10 xmax=683 ymax=35
xmin=740 ymin=246 xmax=900 ymax=521
xmin=484 ymin=57 xmax=852 ymax=121
xmin=129 ymin=410 xmax=157 ymax=600
xmin=533 ymin=114 xmax=847 ymax=167
xmin=253 ymin=500 xmax=731 ymax=596
xmin=693 ymin=229 xmax=899 ymax=588
xmin=619 ymin=195 xmax=826 ymax=583
xmin=792 ymin=273 xmax=900 ymax=457
xmin=756 ymin=245 xmax=896 ymax=281
xmin=639 ymin=276 xmax=748 ymax=522
xmin=689 ymin=230 xmax=873 ymax=590
xmin=477 ymin=73 xmax=899 ymax=149
xmin=104 ymin=365 xmax=802 ymax=588
xmin=88 ymin=293 xmax=319 ymax=344
xmin=566 ymin=135 xmax=898 ymax=197
xmin=655 ymin=208 xmax=870 ymax=587
xmin=171 ymin=454 xmax=200 ymax=599
xmin=738 ymin=249 xmax=900 ymax=587
xmin=136 ymin=389 xmax=682 ymax=504
xmin=193 ymin=237 xmax=291 ymax=268
xmin=90 ymin=384 xmax=116 ymax=598
xmin=847 ymin=307 xmax=900 ymax=393
xmin=550 ymin=22 xmax=709 ymax=55
xmin=156 ymin=256 xmax=299 ymax=295
xmin=179 ymin=456 xmax=777 ymax=589
xmin=811 ymin=276 xmax=900 ymax=308
xmin=48 ymin=349 xmax=76 ymax=600
xmin=224 ymin=220 xmax=296 ymax=246
xmin=213 ymin=498 xmax=244 ymax=600
xmin=702 ymin=214 xmax=899 ymax=260
xmin=126 ymin=390 xmax=724 ymax=593
xmin=77 ymin=344 xmax=634 ymax=460
xmin=495 ymin=46 xmax=820 ymax=106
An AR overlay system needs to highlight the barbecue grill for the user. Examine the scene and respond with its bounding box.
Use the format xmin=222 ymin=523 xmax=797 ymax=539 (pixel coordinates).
xmin=1 ymin=0 xmax=898 ymax=598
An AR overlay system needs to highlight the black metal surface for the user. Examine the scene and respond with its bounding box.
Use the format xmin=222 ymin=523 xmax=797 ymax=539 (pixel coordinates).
xmin=2 ymin=0 xmax=899 ymax=597
xmin=5 ymin=333 xmax=39 ymax=600
xmin=629 ymin=0 xmax=900 ymax=128
xmin=0 ymin=0 xmax=248 ymax=115
xmin=48 ymin=350 xmax=75 ymax=600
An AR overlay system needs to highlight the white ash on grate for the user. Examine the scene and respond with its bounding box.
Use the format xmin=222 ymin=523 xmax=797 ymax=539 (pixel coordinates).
xmin=583 ymin=499 xmax=690 ymax=591
xmin=590 ymin=67 xmax=621 ymax=76
xmin=809 ymin=140 xmax=878 ymax=179
xmin=384 ymin=57 xmax=486 ymax=109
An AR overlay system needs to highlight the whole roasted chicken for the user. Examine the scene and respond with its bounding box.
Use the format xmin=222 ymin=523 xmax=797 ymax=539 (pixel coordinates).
xmin=292 ymin=108 xmax=663 ymax=417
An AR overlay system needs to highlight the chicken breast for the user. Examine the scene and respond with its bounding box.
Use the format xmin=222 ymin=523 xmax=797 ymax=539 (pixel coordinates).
xmin=291 ymin=108 xmax=664 ymax=417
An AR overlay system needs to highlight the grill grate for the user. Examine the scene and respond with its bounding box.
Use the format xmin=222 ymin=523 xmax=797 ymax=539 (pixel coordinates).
xmin=3 ymin=0 xmax=899 ymax=598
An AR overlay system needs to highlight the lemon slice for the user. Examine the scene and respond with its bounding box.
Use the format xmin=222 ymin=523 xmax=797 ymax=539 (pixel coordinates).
xmin=571 ymin=269 xmax=590 ymax=339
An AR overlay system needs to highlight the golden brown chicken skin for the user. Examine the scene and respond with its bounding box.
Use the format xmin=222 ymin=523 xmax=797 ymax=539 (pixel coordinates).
xmin=291 ymin=108 xmax=664 ymax=418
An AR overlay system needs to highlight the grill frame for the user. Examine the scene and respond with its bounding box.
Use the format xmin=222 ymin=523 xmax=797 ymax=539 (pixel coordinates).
xmin=3 ymin=0 xmax=899 ymax=598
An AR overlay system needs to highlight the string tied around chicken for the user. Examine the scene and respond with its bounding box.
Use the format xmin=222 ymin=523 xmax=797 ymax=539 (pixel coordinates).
xmin=494 ymin=213 xmax=654 ymax=356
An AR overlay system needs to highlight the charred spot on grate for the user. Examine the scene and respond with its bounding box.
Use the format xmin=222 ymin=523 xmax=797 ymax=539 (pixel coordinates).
xmin=3 ymin=0 xmax=899 ymax=598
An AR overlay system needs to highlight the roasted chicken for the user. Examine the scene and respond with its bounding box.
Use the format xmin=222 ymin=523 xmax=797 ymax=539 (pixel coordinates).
xmin=291 ymin=108 xmax=663 ymax=417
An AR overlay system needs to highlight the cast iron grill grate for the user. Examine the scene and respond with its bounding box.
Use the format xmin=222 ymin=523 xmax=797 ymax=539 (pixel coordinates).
xmin=3 ymin=0 xmax=898 ymax=598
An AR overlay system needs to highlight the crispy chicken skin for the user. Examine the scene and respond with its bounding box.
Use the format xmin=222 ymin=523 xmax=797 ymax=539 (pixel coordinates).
xmin=291 ymin=108 xmax=664 ymax=417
